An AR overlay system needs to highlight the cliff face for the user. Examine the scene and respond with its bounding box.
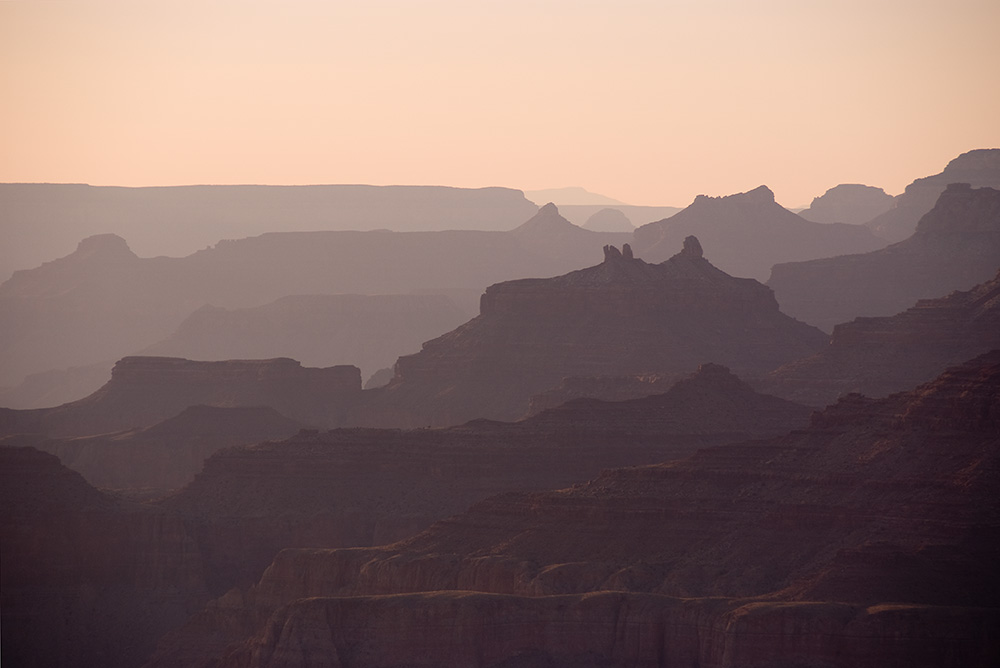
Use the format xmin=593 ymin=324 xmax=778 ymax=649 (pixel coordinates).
xmin=357 ymin=239 xmax=827 ymax=427
xmin=156 ymin=364 xmax=808 ymax=596
xmin=0 ymin=356 xmax=361 ymax=438
xmin=0 ymin=447 xmax=208 ymax=668
xmin=768 ymin=183 xmax=1000 ymax=331
xmin=632 ymin=185 xmax=885 ymax=281
xmin=865 ymin=148 xmax=1000 ymax=242
xmin=762 ymin=269 xmax=1000 ymax=405
xmin=157 ymin=352 xmax=1000 ymax=667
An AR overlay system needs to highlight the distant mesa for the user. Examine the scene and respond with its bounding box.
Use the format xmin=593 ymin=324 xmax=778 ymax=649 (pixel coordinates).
xmin=0 ymin=205 xmax=622 ymax=395
xmin=0 ymin=183 xmax=540 ymax=281
xmin=866 ymin=148 xmax=1000 ymax=242
xmin=769 ymin=183 xmax=1000 ymax=331
xmin=798 ymin=183 xmax=894 ymax=225
xmin=356 ymin=236 xmax=827 ymax=427
xmin=582 ymin=207 xmax=634 ymax=232
xmin=632 ymin=184 xmax=885 ymax=281
xmin=0 ymin=356 xmax=362 ymax=438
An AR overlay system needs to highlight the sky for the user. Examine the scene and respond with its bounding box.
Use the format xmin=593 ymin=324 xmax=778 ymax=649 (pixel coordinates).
xmin=2 ymin=0 xmax=999 ymax=207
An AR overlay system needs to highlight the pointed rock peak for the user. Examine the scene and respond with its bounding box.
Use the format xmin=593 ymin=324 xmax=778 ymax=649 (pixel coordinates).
xmin=743 ymin=185 xmax=776 ymax=203
xmin=513 ymin=202 xmax=577 ymax=233
xmin=681 ymin=235 xmax=703 ymax=258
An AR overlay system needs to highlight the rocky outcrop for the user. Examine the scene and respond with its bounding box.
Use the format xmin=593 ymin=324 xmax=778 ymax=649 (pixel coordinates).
xmin=0 ymin=447 xmax=208 ymax=668
xmin=5 ymin=405 xmax=304 ymax=491
xmin=356 ymin=239 xmax=828 ymax=427
xmin=762 ymin=269 xmax=1000 ymax=405
xmin=866 ymin=148 xmax=1000 ymax=241
xmin=508 ymin=203 xmax=631 ymax=269
xmin=768 ymin=183 xmax=1000 ymax=331
xmin=798 ymin=183 xmax=894 ymax=225
xmin=0 ymin=357 xmax=361 ymax=438
xmin=632 ymin=185 xmax=886 ymax=281
xmin=156 ymin=365 xmax=808 ymax=596
xmin=152 ymin=352 xmax=1000 ymax=667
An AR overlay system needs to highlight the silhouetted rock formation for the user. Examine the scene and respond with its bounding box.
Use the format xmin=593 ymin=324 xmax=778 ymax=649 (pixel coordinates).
xmin=798 ymin=183 xmax=894 ymax=224
xmin=0 ymin=183 xmax=539 ymax=281
xmin=0 ymin=212 xmax=620 ymax=393
xmin=556 ymin=203 xmax=682 ymax=228
xmin=866 ymin=148 xmax=1000 ymax=241
xmin=769 ymin=183 xmax=1000 ymax=331
xmin=582 ymin=207 xmax=634 ymax=231
xmin=0 ymin=357 xmax=361 ymax=438
xmin=152 ymin=364 xmax=809 ymax=600
xmin=761 ymin=269 xmax=1000 ymax=405
xmin=357 ymin=240 xmax=827 ymax=427
xmin=0 ymin=447 xmax=208 ymax=668
xmin=142 ymin=293 xmax=470 ymax=380
xmin=632 ymin=185 xmax=885 ymax=280
xmin=509 ymin=202 xmax=631 ymax=265
xmin=161 ymin=352 xmax=1000 ymax=667
xmin=5 ymin=405 xmax=304 ymax=491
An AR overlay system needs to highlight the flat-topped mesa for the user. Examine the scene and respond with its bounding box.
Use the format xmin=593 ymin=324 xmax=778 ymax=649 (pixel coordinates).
xmin=0 ymin=357 xmax=363 ymax=438
xmin=364 ymin=238 xmax=827 ymax=427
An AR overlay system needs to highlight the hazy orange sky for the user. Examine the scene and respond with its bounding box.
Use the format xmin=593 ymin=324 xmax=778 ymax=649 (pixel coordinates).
xmin=2 ymin=0 xmax=998 ymax=207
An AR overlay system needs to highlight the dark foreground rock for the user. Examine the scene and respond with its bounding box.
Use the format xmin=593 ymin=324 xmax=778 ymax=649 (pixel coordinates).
xmin=152 ymin=351 xmax=1000 ymax=667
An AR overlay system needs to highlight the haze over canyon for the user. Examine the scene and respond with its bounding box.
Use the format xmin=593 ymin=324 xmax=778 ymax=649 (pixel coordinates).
xmin=2 ymin=148 xmax=1000 ymax=668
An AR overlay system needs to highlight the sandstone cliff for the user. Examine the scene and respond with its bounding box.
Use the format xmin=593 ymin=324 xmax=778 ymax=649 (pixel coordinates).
xmin=356 ymin=239 xmax=828 ymax=427
xmin=762 ymin=269 xmax=1000 ymax=405
xmin=768 ymin=183 xmax=1000 ymax=331
xmin=156 ymin=363 xmax=808 ymax=596
xmin=632 ymin=185 xmax=885 ymax=281
xmin=0 ymin=357 xmax=360 ymax=438
xmin=155 ymin=352 xmax=1000 ymax=667
xmin=865 ymin=148 xmax=1000 ymax=242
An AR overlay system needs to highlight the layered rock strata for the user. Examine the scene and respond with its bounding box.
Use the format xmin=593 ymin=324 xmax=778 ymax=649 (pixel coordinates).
xmin=156 ymin=352 xmax=1000 ymax=667
xmin=763 ymin=269 xmax=1000 ymax=405
xmin=157 ymin=363 xmax=809 ymax=595
xmin=357 ymin=238 xmax=828 ymax=427
xmin=768 ymin=183 xmax=1000 ymax=331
